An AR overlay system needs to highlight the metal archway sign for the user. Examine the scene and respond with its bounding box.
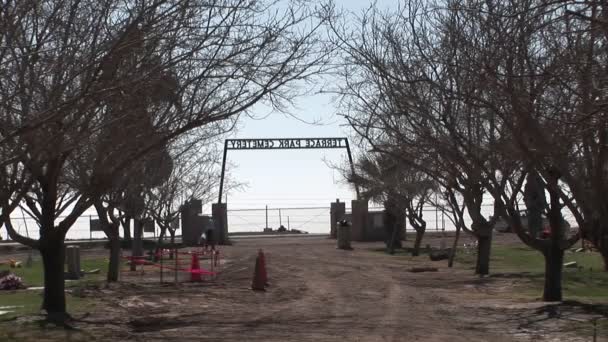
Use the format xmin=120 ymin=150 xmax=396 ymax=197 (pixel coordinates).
xmin=218 ymin=137 xmax=359 ymax=203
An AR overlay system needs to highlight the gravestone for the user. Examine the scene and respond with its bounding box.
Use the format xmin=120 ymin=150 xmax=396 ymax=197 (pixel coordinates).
xmin=65 ymin=245 xmax=81 ymax=280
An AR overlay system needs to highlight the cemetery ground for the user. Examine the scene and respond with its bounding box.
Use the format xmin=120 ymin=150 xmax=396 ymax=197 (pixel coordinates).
xmin=0 ymin=234 xmax=607 ymax=341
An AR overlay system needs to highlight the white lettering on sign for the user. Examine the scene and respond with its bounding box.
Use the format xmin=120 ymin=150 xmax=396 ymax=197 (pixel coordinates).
xmin=226 ymin=138 xmax=346 ymax=150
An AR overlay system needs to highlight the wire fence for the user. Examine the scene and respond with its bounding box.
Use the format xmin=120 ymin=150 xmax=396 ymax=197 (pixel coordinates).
xmin=0 ymin=201 xmax=580 ymax=241
xmin=0 ymin=214 xmax=171 ymax=241
xmin=228 ymin=206 xmax=330 ymax=233
xmin=227 ymin=204 xmax=458 ymax=234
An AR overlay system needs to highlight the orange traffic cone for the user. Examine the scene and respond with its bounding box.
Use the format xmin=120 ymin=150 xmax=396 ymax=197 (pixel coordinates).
xmin=258 ymin=249 xmax=268 ymax=286
xmin=190 ymin=253 xmax=202 ymax=282
xmin=251 ymin=255 xmax=266 ymax=291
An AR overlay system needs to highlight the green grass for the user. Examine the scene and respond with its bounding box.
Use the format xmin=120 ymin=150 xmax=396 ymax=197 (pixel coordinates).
xmin=372 ymin=243 xmax=608 ymax=301
xmin=5 ymin=256 xmax=108 ymax=288
xmin=0 ymin=257 xmax=102 ymax=340
xmin=0 ymin=290 xmax=96 ymax=342
xmin=455 ymin=244 xmax=608 ymax=300
xmin=0 ymin=256 xmax=107 ymax=322
xmin=0 ymin=290 xmax=93 ymax=319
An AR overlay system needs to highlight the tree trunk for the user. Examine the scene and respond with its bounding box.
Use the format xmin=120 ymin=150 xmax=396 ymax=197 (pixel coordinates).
xmin=107 ymin=235 xmax=121 ymax=282
xmin=542 ymin=245 xmax=564 ymax=301
xmin=122 ymin=216 xmax=132 ymax=242
xmin=155 ymin=226 xmax=167 ymax=262
xmin=387 ymin=226 xmax=399 ymax=255
xmin=412 ymin=229 xmax=424 ymax=256
xmin=541 ymin=170 xmax=565 ymax=301
xmin=131 ymin=219 xmax=143 ymax=271
xmin=596 ymin=229 xmax=608 ymax=271
xmin=384 ymin=206 xmax=402 ymax=253
xmin=157 ymin=226 xmax=167 ymax=246
xmin=475 ymin=233 xmax=492 ymax=275
xmin=448 ymin=224 xmax=462 ymax=268
xmin=40 ymin=235 xmax=67 ymax=320
xmin=169 ymin=230 xmax=176 ymax=259
xmin=601 ymin=247 xmax=608 ymax=272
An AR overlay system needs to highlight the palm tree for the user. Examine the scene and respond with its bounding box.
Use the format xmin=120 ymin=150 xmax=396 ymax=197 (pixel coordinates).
xmin=348 ymin=153 xmax=436 ymax=255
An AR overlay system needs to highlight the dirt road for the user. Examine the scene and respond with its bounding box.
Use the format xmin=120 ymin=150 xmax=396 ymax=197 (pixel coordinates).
xmin=5 ymin=236 xmax=602 ymax=341
xmin=60 ymin=236 xmax=597 ymax=341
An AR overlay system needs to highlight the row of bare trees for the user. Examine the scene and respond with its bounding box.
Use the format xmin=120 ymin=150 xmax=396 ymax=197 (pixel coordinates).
xmin=0 ymin=0 xmax=331 ymax=323
xmin=332 ymin=0 xmax=607 ymax=301
xmin=93 ymin=131 xmax=230 ymax=282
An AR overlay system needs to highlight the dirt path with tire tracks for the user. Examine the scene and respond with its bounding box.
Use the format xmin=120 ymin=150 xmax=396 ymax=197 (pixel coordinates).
xmin=5 ymin=236 xmax=601 ymax=341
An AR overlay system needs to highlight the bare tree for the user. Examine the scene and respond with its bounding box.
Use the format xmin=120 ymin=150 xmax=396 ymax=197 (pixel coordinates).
xmin=331 ymin=0 xmax=585 ymax=299
xmin=447 ymin=0 xmax=585 ymax=300
xmin=437 ymin=186 xmax=467 ymax=268
xmin=91 ymin=145 xmax=176 ymax=282
xmin=145 ymin=133 xmax=235 ymax=252
xmin=0 ymin=0 xmax=332 ymax=322
xmin=330 ymin=0 xmax=514 ymax=274
xmin=465 ymin=0 xmax=607 ymax=275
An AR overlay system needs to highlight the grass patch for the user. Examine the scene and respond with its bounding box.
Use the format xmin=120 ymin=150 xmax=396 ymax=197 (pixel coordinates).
xmin=0 ymin=290 xmax=93 ymax=319
xmin=454 ymin=244 xmax=608 ymax=300
xmin=3 ymin=256 xmax=108 ymax=288
xmin=0 ymin=290 xmax=96 ymax=342
xmin=0 ymin=256 xmax=106 ymax=323
xmin=372 ymin=242 xmax=608 ymax=301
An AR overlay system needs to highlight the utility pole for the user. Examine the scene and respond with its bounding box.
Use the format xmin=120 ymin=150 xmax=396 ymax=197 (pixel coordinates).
xmin=265 ymin=205 xmax=269 ymax=229
xmin=279 ymin=209 xmax=282 ymax=226
xmin=288 ymin=216 xmax=290 ymax=229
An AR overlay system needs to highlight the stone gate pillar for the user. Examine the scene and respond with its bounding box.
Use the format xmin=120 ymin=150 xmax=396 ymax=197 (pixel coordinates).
xmin=351 ymin=199 xmax=368 ymax=241
xmin=330 ymin=199 xmax=346 ymax=239
xmin=212 ymin=203 xmax=229 ymax=245
xmin=181 ymin=199 xmax=203 ymax=246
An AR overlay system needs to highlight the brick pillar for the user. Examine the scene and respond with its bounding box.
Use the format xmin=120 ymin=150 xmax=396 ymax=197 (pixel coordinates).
xmin=351 ymin=199 xmax=368 ymax=241
xmin=330 ymin=199 xmax=346 ymax=239
xmin=181 ymin=199 xmax=203 ymax=245
xmin=212 ymin=203 xmax=229 ymax=245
